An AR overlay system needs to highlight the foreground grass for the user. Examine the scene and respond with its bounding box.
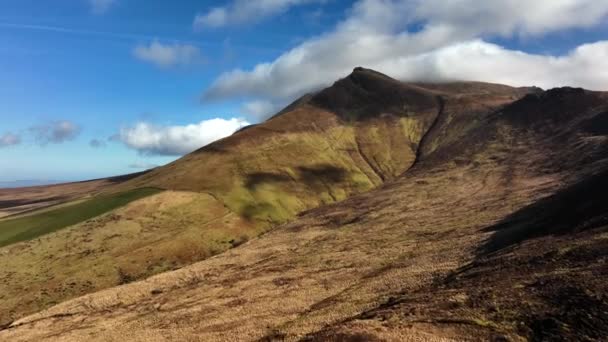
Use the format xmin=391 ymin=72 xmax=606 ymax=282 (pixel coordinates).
xmin=0 ymin=190 xmax=260 ymax=326
xmin=0 ymin=188 xmax=162 ymax=248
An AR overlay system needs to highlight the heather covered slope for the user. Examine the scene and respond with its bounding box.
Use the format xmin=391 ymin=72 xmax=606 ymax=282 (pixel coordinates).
xmin=3 ymin=85 xmax=607 ymax=341
xmin=0 ymin=69 xmax=531 ymax=326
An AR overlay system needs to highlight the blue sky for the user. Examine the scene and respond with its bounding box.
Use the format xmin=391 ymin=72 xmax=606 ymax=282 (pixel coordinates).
xmin=1 ymin=0 xmax=607 ymax=182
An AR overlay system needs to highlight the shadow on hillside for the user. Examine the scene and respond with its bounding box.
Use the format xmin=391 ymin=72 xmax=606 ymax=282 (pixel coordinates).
xmin=297 ymin=165 xmax=347 ymax=184
xmin=478 ymin=168 xmax=608 ymax=255
xmin=245 ymin=172 xmax=292 ymax=190
xmin=582 ymin=111 xmax=608 ymax=135
xmin=241 ymin=165 xmax=349 ymax=221
xmin=244 ymin=165 xmax=348 ymax=191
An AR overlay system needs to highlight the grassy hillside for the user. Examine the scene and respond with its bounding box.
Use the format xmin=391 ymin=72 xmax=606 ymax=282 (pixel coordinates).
xmin=0 ymin=190 xmax=256 ymax=326
xmin=3 ymin=85 xmax=607 ymax=341
xmin=0 ymin=69 xmax=534 ymax=327
xmin=0 ymin=188 xmax=161 ymax=248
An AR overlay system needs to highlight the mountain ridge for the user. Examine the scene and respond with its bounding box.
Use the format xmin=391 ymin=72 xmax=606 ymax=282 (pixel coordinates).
xmin=2 ymin=69 xmax=608 ymax=341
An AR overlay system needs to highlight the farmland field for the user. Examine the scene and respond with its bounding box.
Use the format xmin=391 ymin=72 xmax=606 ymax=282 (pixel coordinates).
xmin=0 ymin=187 xmax=162 ymax=248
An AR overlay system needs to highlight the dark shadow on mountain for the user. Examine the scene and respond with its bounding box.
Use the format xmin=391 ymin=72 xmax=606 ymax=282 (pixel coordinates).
xmin=478 ymin=168 xmax=608 ymax=255
xmin=310 ymin=67 xmax=438 ymax=121
xmin=582 ymin=111 xmax=608 ymax=135
xmin=499 ymin=87 xmax=598 ymax=129
xmin=297 ymin=165 xmax=347 ymax=185
xmin=245 ymin=165 xmax=348 ymax=191
xmin=240 ymin=202 xmax=278 ymax=222
xmin=245 ymin=172 xmax=292 ymax=190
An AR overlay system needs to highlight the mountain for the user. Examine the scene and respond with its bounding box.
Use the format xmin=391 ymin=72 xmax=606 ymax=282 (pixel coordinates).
xmin=0 ymin=180 xmax=66 ymax=189
xmin=6 ymin=67 xmax=493 ymax=325
xmin=2 ymin=68 xmax=608 ymax=341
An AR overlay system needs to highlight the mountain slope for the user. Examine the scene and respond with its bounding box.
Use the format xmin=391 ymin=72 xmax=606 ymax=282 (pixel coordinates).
xmin=2 ymin=75 xmax=607 ymax=340
xmin=1 ymin=68 xmax=532 ymax=326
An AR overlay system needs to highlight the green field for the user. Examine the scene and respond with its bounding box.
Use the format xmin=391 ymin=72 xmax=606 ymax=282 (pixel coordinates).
xmin=0 ymin=187 xmax=162 ymax=248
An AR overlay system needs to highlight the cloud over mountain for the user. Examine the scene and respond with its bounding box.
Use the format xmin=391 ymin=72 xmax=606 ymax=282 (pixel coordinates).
xmin=241 ymin=100 xmax=283 ymax=120
xmin=118 ymin=117 xmax=250 ymax=156
xmin=204 ymin=0 xmax=608 ymax=104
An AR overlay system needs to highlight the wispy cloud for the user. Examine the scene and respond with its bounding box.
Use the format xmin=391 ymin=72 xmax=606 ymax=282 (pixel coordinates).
xmin=0 ymin=22 xmax=279 ymax=54
xmin=0 ymin=22 xmax=154 ymax=41
xmin=118 ymin=118 xmax=250 ymax=156
xmin=133 ymin=41 xmax=203 ymax=68
xmin=30 ymin=121 xmax=81 ymax=145
xmin=194 ymin=0 xmax=325 ymax=29
xmin=90 ymin=0 xmax=117 ymax=15
xmin=0 ymin=133 xmax=21 ymax=148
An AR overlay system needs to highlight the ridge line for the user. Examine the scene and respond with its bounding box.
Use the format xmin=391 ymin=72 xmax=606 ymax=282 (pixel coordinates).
xmin=407 ymin=96 xmax=446 ymax=172
xmin=354 ymin=137 xmax=386 ymax=183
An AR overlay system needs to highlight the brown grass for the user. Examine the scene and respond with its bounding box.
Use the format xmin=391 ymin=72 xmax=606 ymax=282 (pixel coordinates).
xmin=0 ymin=139 xmax=574 ymax=341
xmin=0 ymin=191 xmax=255 ymax=326
xmin=3 ymin=78 xmax=605 ymax=341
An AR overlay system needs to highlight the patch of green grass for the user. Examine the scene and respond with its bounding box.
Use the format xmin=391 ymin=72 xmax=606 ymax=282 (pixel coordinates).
xmin=0 ymin=187 xmax=162 ymax=248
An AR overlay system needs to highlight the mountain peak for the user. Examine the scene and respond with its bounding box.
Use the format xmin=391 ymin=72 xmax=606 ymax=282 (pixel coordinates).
xmin=349 ymin=66 xmax=394 ymax=80
xmin=309 ymin=67 xmax=438 ymax=120
xmin=344 ymin=67 xmax=403 ymax=88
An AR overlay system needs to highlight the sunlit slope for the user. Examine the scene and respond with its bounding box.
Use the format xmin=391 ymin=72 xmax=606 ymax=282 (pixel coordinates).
xmin=0 ymin=190 xmax=255 ymax=326
xmin=4 ymin=86 xmax=608 ymax=341
xmin=114 ymin=69 xmax=528 ymax=225
xmin=0 ymin=68 xmax=533 ymax=327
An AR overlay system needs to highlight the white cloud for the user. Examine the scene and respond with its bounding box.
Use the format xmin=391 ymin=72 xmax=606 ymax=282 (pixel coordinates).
xmin=194 ymin=0 xmax=323 ymax=29
xmin=30 ymin=121 xmax=81 ymax=145
xmin=133 ymin=41 xmax=202 ymax=68
xmin=241 ymin=100 xmax=283 ymax=120
xmin=203 ymin=0 xmax=608 ymax=102
xmin=118 ymin=118 xmax=250 ymax=156
xmin=413 ymin=0 xmax=608 ymax=37
xmin=382 ymin=40 xmax=608 ymax=90
xmin=196 ymin=8 xmax=228 ymax=28
xmin=0 ymin=133 xmax=21 ymax=148
xmin=90 ymin=0 xmax=116 ymax=15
